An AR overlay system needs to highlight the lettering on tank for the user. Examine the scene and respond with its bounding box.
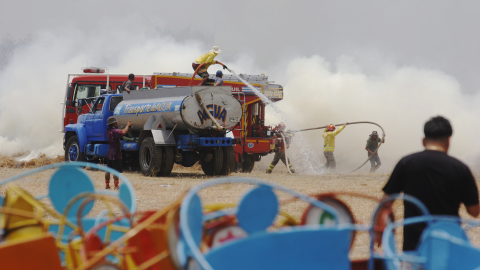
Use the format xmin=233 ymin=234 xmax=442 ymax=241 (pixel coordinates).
xmin=197 ymin=104 xmax=227 ymax=125
xmin=123 ymin=102 xmax=173 ymax=116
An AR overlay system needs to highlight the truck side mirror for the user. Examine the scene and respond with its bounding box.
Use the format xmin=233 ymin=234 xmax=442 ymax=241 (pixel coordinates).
xmin=66 ymin=100 xmax=72 ymax=106
xmin=77 ymin=99 xmax=83 ymax=115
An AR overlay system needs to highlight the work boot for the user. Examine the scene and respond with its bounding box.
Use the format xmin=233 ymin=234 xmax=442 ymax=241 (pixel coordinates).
xmin=288 ymin=164 xmax=295 ymax=173
xmin=266 ymin=164 xmax=275 ymax=174
xmin=372 ymin=164 xmax=381 ymax=172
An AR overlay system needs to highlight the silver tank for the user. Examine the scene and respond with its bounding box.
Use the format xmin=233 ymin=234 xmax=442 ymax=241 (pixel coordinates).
xmin=113 ymin=86 xmax=242 ymax=134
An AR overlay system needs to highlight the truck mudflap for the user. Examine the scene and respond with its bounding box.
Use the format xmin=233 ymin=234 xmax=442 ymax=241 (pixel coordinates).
xmin=177 ymin=135 xmax=233 ymax=150
xmin=152 ymin=130 xmax=176 ymax=145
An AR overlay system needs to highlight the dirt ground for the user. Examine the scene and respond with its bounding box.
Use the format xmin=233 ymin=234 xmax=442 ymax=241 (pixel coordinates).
xmin=1 ymin=165 xmax=480 ymax=260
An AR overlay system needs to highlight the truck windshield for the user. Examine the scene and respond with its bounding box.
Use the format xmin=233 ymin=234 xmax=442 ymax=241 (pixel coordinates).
xmin=74 ymin=85 xmax=104 ymax=105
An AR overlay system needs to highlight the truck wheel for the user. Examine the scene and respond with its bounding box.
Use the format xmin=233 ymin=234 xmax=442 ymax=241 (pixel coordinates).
xmin=201 ymin=147 xmax=224 ymax=176
xmin=160 ymin=146 xmax=175 ymax=177
xmin=241 ymin=154 xmax=255 ymax=173
xmin=65 ymin=136 xmax=85 ymax=162
xmin=220 ymin=146 xmax=236 ymax=175
xmin=139 ymin=137 xmax=163 ymax=176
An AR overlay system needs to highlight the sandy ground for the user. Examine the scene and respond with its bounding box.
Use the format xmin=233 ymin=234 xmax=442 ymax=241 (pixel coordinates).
xmin=1 ymin=165 xmax=480 ymax=260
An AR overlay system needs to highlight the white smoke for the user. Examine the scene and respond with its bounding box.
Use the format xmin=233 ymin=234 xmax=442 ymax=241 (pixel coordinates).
xmin=0 ymin=25 xmax=257 ymax=158
xmin=1 ymin=26 xmax=479 ymax=174
xmin=270 ymin=55 xmax=480 ymax=172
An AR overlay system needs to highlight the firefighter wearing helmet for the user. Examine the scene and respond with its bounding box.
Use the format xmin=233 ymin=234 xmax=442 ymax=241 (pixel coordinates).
xmin=323 ymin=123 xmax=348 ymax=170
xmin=266 ymin=122 xmax=295 ymax=174
xmin=366 ymin=131 xmax=385 ymax=172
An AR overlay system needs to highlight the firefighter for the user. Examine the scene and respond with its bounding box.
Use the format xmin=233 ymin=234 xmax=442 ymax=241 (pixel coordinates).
xmin=266 ymin=122 xmax=295 ymax=174
xmin=365 ymin=131 xmax=385 ymax=172
xmin=192 ymin=46 xmax=228 ymax=86
xmin=323 ymin=123 xmax=347 ymax=170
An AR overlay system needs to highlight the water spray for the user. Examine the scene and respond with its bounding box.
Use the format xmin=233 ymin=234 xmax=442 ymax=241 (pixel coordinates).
xmin=289 ymin=121 xmax=386 ymax=173
xmin=227 ymin=68 xmax=273 ymax=106
xmin=226 ymin=68 xmax=323 ymax=173
xmin=280 ymin=133 xmax=293 ymax=174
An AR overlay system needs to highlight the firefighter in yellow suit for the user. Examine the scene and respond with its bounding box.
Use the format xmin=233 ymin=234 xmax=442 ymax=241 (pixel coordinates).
xmin=323 ymin=123 xmax=347 ymax=170
xmin=192 ymin=46 xmax=228 ymax=86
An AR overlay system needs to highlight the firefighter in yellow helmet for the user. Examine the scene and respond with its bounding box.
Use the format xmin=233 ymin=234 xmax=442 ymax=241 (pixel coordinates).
xmin=323 ymin=123 xmax=347 ymax=170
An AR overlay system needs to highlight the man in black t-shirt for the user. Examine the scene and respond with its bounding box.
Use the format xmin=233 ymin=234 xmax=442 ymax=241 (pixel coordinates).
xmin=382 ymin=116 xmax=479 ymax=251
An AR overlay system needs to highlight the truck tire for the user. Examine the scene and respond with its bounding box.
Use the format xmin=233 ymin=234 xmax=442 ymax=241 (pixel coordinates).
xmin=65 ymin=136 xmax=86 ymax=162
xmin=220 ymin=146 xmax=236 ymax=175
xmin=160 ymin=146 xmax=175 ymax=177
xmin=201 ymin=147 xmax=224 ymax=176
xmin=240 ymin=154 xmax=255 ymax=173
xmin=139 ymin=137 xmax=163 ymax=176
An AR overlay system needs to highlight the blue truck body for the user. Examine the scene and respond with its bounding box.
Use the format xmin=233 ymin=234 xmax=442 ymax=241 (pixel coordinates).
xmin=64 ymin=91 xmax=237 ymax=176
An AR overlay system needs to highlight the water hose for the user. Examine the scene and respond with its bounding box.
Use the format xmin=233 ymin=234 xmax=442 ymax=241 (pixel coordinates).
xmin=189 ymin=61 xmax=226 ymax=86
xmin=224 ymin=67 xmax=383 ymax=173
xmin=290 ymin=121 xmax=385 ymax=173
xmin=189 ymin=63 xmax=205 ymax=86
xmin=280 ymin=133 xmax=293 ymax=174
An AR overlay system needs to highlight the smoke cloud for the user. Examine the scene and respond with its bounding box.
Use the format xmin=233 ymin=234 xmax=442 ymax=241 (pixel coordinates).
xmin=0 ymin=25 xmax=257 ymax=159
xmin=270 ymin=55 xmax=480 ymax=173
xmin=1 ymin=25 xmax=479 ymax=173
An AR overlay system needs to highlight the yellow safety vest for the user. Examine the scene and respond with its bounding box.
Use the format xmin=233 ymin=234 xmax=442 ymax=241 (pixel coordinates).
xmin=323 ymin=125 xmax=345 ymax=152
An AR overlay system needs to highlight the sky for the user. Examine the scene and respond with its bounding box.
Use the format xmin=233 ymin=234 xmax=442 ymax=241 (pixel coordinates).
xmin=3 ymin=0 xmax=480 ymax=92
xmin=0 ymin=0 xmax=479 ymax=172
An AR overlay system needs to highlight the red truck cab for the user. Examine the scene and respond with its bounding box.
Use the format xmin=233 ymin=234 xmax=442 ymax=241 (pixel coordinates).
xmin=62 ymin=68 xmax=151 ymax=129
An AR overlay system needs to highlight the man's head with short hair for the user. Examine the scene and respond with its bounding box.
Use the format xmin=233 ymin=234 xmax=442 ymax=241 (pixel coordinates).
xmin=424 ymin=116 xmax=452 ymax=140
xmin=423 ymin=116 xmax=452 ymax=152
xmin=128 ymin=73 xmax=135 ymax=80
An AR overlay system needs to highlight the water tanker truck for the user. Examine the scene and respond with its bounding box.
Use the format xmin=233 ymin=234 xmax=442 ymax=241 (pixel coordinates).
xmin=64 ymin=86 xmax=242 ymax=176
xmin=63 ymin=69 xmax=284 ymax=173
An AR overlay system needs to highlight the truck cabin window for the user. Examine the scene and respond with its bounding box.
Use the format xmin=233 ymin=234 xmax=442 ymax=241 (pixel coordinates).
xmin=73 ymin=84 xmax=106 ymax=106
xmin=93 ymin=98 xmax=105 ymax=114
xmin=109 ymin=96 xmax=123 ymax=112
